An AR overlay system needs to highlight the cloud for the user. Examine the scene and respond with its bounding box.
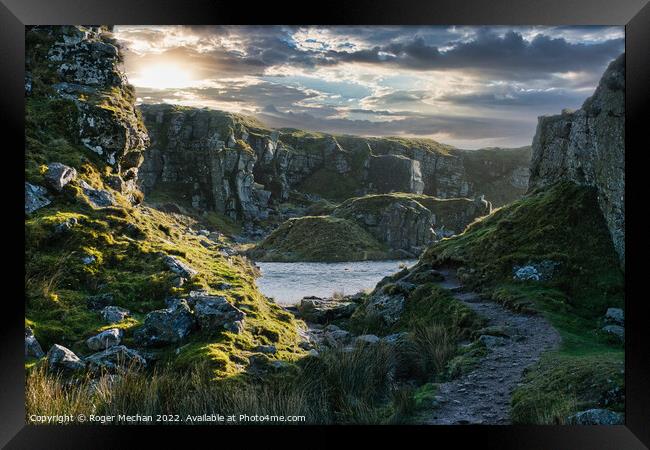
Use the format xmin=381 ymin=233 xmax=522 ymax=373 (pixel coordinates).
xmin=114 ymin=25 xmax=624 ymax=148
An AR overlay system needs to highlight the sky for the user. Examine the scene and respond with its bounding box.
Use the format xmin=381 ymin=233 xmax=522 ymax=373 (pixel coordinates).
xmin=113 ymin=25 xmax=624 ymax=149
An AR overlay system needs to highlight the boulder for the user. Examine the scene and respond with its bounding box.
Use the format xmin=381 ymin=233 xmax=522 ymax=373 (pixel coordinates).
xmin=79 ymin=180 xmax=116 ymax=207
xmin=101 ymin=306 xmax=131 ymax=324
xmin=566 ymin=408 xmax=624 ymax=425
xmin=25 ymin=182 xmax=51 ymax=214
xmin=46 ymin=344 xmax=85 ymax=372
xmin=381 ymin=332 xmax=409 ymax=346
xmin=85 ymin=345 xmax=146 ymax=372
xmin=323 ymin=324 xmax=352 ymax=347
xmin=602 ymin=324 xmax=624 ymax=343
xmin=25 ymin=327 xmax=45 ymax=358
xmin=255 ymin=345 xmax=277 ymax=354
xmin=163 ymin=255 xmax=198 ymax=279
xmin=86 ymin=328 xmax=122 ymax=351
xmin=45 ymin=162 xmax=77 ymax=191
xmin=513 ymin=260 xmax=558 ymax=282
xmin=297 ymin=296 xmax=357 ymax=324
xmin=605 ymin=307 xmax=624 ymax=326
xmin=192 ymin=294 xmax=246 ymax=334
xmin=134 ymin=301 xmax=196 ymax=346
xmin=364 ymin=292 xmax=405 ymax=326
xmin=355 ymin=334 xmax=380 ymax=345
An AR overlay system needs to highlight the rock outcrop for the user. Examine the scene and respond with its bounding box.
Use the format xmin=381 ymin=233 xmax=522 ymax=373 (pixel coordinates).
xmin=529 ymin=54 xmax=625 ymax=267
xmin=134 ymin=301 xmax=196 ymax=347
xmin=251 ymin=192 xmax=493 ymax=261
xmin=138 ymin=104 xmax=531 ymax=222
xmin=26 ymin=26 xmax=149 ymax=199
xmin=25 ymin=183 xmax=51 ymax=214
xmin=333 ymin=196 xmax=436 ymax=257
xmin=46 ymin=344 xmax=85 ymax=372
xmin=25 ymin=327 xmax=45 ymax=359
xmin=297 ymin=296 xmax=358 ymax=324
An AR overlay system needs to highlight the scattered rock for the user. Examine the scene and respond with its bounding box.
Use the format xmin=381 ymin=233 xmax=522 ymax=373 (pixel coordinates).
xmin=364 ymin=292 xmax=405 ymax=326
xmin=134 ymin=301 xmax=196 ymax=346
xmin=355 ymin=334 xmax=380 ymax=345
xmin=381 ymin=332 xmax=409 ymax=345
xmin=323 ymin=324 xmax=352 ymax=347
xmin=479 ymin=335 xmax=508 ymax=348
xmin=163 ymin=255 xmax=198 ymax=279
xmin=85 ymin=345 xmax=146 ymax=372
xmin=297 ymin=296 xmax=357 ymax=324
xmin=192 ymin=294 xmax=246 ymax=334
xmin=45 ymin=162 xmax=77 ymax=191
xmin=46 ymin=344 xmax=85 ymax=372
xmin=86 ymin=328 xmax=122 ymax=351
xmin=513 ymin=261 xmax=559 ymax=281
xmin=101 ymin=306 xmax=131 ymax=324
xmin=25 ymin=182 xmax=51 ymax=214
xmin=566 ymin=408 xmax=624 ymax=425
xmin=602 ymin=324 xmax=624 ymax=343
xmin=604 ymin=308 xmax=624 ymax=326
xmin=79 ymin=180 xmax=116 ymax=207
xmin=53 ymin=217 xmax=78 ymax=235
xmin=255 ymin=345 xmax=277 ymax=354
xmin=25 ymin=327 xmax=45 ymax=359
xmin=81 ymin=254 xmax=96 ymax=265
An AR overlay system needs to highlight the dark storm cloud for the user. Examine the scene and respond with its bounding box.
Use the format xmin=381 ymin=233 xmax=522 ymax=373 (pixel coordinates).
xmin=120 ymin=26 xmax=623 ymax=80
xmin=328 ymin=31 xmax=623 ymax=80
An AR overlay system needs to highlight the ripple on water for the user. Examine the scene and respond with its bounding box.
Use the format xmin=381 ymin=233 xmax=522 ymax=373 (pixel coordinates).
xmin=255 ymin=260 xmax=417 ymax=305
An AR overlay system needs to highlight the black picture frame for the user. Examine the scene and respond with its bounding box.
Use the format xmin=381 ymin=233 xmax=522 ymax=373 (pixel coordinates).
xmin=3 ymin=0 xmax=648 ymax=447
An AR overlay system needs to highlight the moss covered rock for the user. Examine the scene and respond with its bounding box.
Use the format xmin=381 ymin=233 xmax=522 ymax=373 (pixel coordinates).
xmin=248 ymin=216 xmax=389 ymax=262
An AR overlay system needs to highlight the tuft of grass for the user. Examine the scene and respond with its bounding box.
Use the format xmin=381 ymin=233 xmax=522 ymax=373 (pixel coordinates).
xmin=511 ymin=352 xmax=623 ymax=424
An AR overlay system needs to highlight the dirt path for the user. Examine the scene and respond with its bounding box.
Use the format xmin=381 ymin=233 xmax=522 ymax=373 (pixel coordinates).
xmin=417 ymin=268 xmax=561 ymax=425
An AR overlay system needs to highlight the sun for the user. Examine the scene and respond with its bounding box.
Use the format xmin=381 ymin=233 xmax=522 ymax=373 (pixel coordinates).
xmin=130 ymin=63 xmax=195 ymax=89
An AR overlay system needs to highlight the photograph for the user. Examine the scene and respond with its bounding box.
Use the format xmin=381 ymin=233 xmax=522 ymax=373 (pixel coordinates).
xmin=21 ymin=22 xmax=630 ymax=428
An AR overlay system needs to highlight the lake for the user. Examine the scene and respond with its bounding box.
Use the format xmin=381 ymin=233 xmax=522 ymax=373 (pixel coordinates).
xmin=255 ymin=260 xmax=417 ymax=305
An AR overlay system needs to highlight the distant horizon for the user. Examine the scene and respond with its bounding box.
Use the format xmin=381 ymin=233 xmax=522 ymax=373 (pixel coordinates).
xmin=115 ymin=25 xmax=624 ymax=149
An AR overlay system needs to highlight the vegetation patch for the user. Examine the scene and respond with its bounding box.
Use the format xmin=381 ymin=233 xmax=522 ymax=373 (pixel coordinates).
xmin=419 ymin=181 xmax=625 ymax=423
xmin=248 ymin=216 xmax=389 ymax=262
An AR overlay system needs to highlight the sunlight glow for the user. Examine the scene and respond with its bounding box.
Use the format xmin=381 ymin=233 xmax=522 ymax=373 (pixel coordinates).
xmin=130 ymin=64 xmax=196 ymax=89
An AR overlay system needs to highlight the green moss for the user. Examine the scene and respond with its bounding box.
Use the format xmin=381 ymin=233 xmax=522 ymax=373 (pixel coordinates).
xmin=398 ymin=284 xmax=485 ymax=337
xmin=423 ymin=182 xmax=623 ymax=320
xmin=511 ymin=352 xmax=624 ymax=424
xmin=412 ymin=382 xmax=439 ymax=409
xmin=419 ymin=181 xmax=625 ymax=424
xmin=350 ymin=284 xmax=485 ymax=337
xmin=248 ymin=216 xmax=389 ymax=262
xmin=297 ymin=167 xmax=363 ymax=201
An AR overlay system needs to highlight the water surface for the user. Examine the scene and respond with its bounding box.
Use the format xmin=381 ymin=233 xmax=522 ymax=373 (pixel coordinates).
xmin=255 ymin=260 xmax=417 ymax=305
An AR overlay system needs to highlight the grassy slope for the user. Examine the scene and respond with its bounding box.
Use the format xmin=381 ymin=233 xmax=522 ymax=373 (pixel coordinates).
xmin=421 ymin=181 xmax=624 ymax=423
xmin=248 ymin=215 xmax=389 ymax=262
xmin=24 ymin=28 xmax=302 ymax=379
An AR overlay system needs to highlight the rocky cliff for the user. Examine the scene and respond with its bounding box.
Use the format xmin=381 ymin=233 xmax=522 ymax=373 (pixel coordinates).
xmin=250 ymin=192 xmax=492 ymax=261
xmin=139 ymin=104 xmax=530 ymax=221
xmin=529 ymin=54 xmax=625 ymax=267
xmin=25 ymin=26 xmax=149 ymax=200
